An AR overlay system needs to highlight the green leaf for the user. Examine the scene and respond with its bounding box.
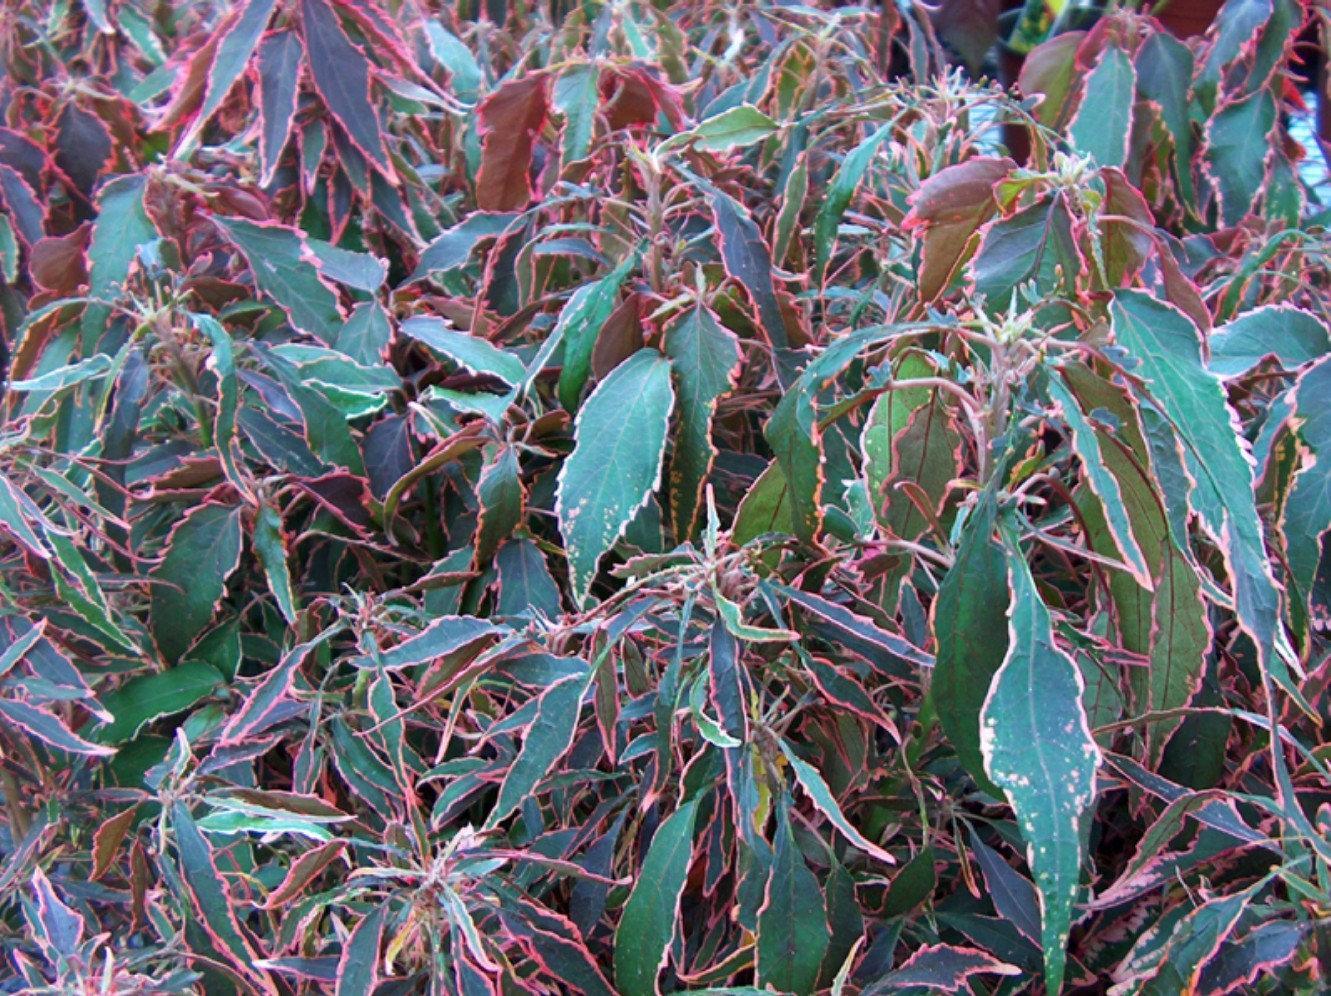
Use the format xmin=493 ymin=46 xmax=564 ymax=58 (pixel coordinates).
xmin=1205 ymin=90 xmax=1276 ymax=227
xmin=0 ymin=698 xmax=116 ymax=756
xmin=663 ymin=304 xmax=742 ymax=539
xmin=932 ymin=492 xmax=1009 ymax=798
xmin=484 ymin=673 xmax=586 ymax=829
xmin=556 ymin=255 xmax=637 ymax=412
xmin=353 ymin=615 xmax=501 ymax=670
xmin=88 ymin=175 xmax=155 ymax=298
xmin=710 ymin=192 xmax=789 ymax=351
xmin=400 ymin=316 xmax=527 ymax=387
xmin=1068 ymin=48 xmax=1135 ymax=168
xmin=1112 ymin=291 xmax=1290 ymax=694
xmin=614 ymin=797 xmax=700 ymax=996
xmin=424 ymin=23 xmax=481 ymax=101
xmin=336 ymin=906 xmax=387 ymax=996
xmin=1209 ymin=305 xmax=1331 ymax=377
xmin=1048 ymin=373 xmax=1152 ymax=586
xmin=733 ymin=460 xmax=794 ymax=546
xmin=1284 ymin=355 xmax=1331 ymax=643
xmin=554 ymin=63 xmax=599 ymax=164
xmin=306 ymin=237 xmax=386 ymax=291
xmin=780 ymin=744 xmax=895 ymax=865
xmin=814 ymin=123 xmax=892 ymax=283
xmin=411 ymin=213 xmax=519 ymax=280
xmin=334 ymin=302 xmax=393 ymax=366
xmin=475 ymin=446 xmax=525 ymax=566
xmin=253 ymin=504 xmax=297 ymax=624
xmin=150 ymin=503 xmax=243 ymax=664
xmin=96 ymin=663 xmax=224 ymax=744
xmin=171 ymin=803 xmax=276 ymax=993
xmin=496 ymin=537 xmax=563 ymax=619
xmin=299 ymin=0 xmax=392 ymax=177
xmin=192 ymin=315 xmax=240 ymax=487
xmin=557 ymin=350 xmax=675 ymax=606
xmin=980 ymin=535 xmax=1101 ymax=996
xmin=972 ymin=196 xmax=1080 ymax=313
xmin=765 ymin=384 xmax=822 ymax=544
xmin=214 ymin=217 xmax=343 ymax=342
xmin=256 ymin=29 xmax=302 ymax=185
xmin=688 ymin=104 xmax=777 ymax=153
xmin=756 ymin=803 xmax=830 ymax=994
xmin=714 ymin=588 xmax=798 ymax=643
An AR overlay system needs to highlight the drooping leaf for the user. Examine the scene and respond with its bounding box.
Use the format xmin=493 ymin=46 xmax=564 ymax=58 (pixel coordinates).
xmin=171 ymin=802 xmax=276 ymax=994
xmin=300 ymin=0 xmax=393 ymax=177
xmin=904 ymin=159 xmax=1010 ymax=301
xmin=710 ymin=190 xmax=789 ymax=350
xmin=214 ymin=217 xmax=343 ymax=342
xmin=980 ymin=533 xmax=1101 ymax=995
xmin=557 ymin=349 xmax=675 ymax=606
xmin=1205 ymin=89 xmax=1275 ymax=227
xmin=813 ymin=123 xmax=891 ymax=283
xmin=0 ymin=698 xmax=116 ymax=756
xmin=484 ymin=673 xmax=586 ymax=829
xmin=475 ymin=446 xmax=524 ymax=565
xmin=614 ymin=797 xmax=699 ymax=996
xmin=353 ymin=615 xmax=501 ymax=671
xmin=777 ymin=585 xmax=934 ymax=670
xmin=476 ymin=74 xmax=549 ymax=211
xmin=150 ymin=503 xmax=244 ymax=664
xmin=663 ymin=303 xmax=742 ymax=539
xmin=756 ymin=803 xmax=830 ymax=994
xmin=780 ymin=743 xmax=895 ymax=865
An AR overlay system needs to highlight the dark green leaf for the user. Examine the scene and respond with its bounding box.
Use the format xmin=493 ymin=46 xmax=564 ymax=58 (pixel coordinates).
xmin=335 ymin=906 xmax=386 ymax=996
xmin=484 ymin=672 xmax=586 ymax=829
xmin=814 ymin=123 xmax=891 ymax=284
xmin=214 ymin=217 xmax=343 ymax=342
xmin=300 ymin=0 xmax=392 ymax=176
xmin=711 ymin=192 xmax=788 ymax=350
xmin=556 ymin=254 xmax=636 ymax=411
xmin=150 ymin=503 xmax=243 ymax=664
xmin=96 ymin=663 xmax=225 ymax=744
xmin=0 ymin=698 xmax=116 ymax=756
xmin=756 ymin=804 xmax=829 ymax=994
xmin=1206 ymin=90 xmax=1275 ymax=227
xmin=256 ymin=29 xmax=302 ymax=185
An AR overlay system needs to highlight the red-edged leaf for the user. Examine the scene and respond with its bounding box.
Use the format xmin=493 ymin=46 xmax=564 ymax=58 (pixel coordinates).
xmin=476 ymin=75 xmax=549 ymax=211
xmin=183 ymin=0 xmax=277 ymax=148
xmin=171 ymin=802 xmax=277 ymax=994
xmin=53 ymin=103 xmax=111 ymax=198
xmin=871 ymin=943 xmax=1021 ymax=992
xmin=0 ymin=698 xmax=115 ymax=757
xmin=218 ymin=627 xmax=338 ymax=746
xmin=335 ymin=904 xmax=386 ymax=996
xmin=710 ymin=192 xmax=789 ymax=350
xmin=28 ymin=867 xmax=84 ymax=957
xmin=91 ymin=807 xmax=139 ymax=881
xmin=299 ymin=0 xmax=394 ymax=179
xmin=264 ymin=840 xmax=347 ymax=908
xmin=0 ymin=163 xmax=45 ymax=246
xmin=256 ymin=29 xmax=303 ymax=185
xmin=778 ymin=585 xmax=934 ymax=670
xmin=903 ymin=157 xmax=1011 ymax=301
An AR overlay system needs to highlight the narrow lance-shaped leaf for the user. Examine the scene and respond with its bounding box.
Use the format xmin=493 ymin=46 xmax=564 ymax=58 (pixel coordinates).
xmin=483 ymin=672 xmax=586 ymax=829
xmin=814 ymin=122 xmax=891 ymax=283
xmin=687 ymin=104 xmax=777 ymax=153
xmin=710 ymin=191 xmax=788 ymax=351
xmin=192 ymin=315 xmax=241 ymax=488
xmin=557 ymin=350 xmax=675 ymax=607
xmin=400 ymin=316 xmax=527 ymax=387
xmin=980 ymin=530 xmax=1101 ymax=995
xmin=0 ymin=698 xmax=116 ymax=756
xmin=256 ymin=30 xmax=303 ymax=185
xmin=780 ymin=743 xmax=896 ymax=865
xmin=180 ymin=0 xmax=276 ymax=149
xmin=253 ymin=504 xmax=297 ymax=624
xmin=171 ymin=802 xmax=277 ymax=994
xmin=614 ymin=797 xmax=699 ymax=996
xmin=336 ymin=906 xmax=387 ymax=996
xmin=300 ymin=0 xmax=394 ymax=178
xmin=1048 ymin=373 xmax=1152 ymax=586
xmin=1283 ymin=355 xmax=1331 ymax=646
xmin=663 ymin=303 xmax=741 ymax=539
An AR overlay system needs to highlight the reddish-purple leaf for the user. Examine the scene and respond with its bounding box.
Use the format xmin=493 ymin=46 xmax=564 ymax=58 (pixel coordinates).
xmin=263 ymin=840 xmax=348 ymax=908
xmin=0 ymin=128 xmax=46 ymax=191
xmin=91 ymin=806 xmax=139 ymax=881
xmin=903 ymin=157 xmax=1012 ymax=302
xmin=476 ymin=75 xmax=549 ymax=211
xmin=257 ymin=30 xmax=303 ymax=185
xmin=299 ymin=0 xmax=394 ymax=179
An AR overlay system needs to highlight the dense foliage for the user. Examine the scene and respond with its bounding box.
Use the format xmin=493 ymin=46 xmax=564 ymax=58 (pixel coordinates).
xmin=3 ymin=0 xmax=1331 ymax=992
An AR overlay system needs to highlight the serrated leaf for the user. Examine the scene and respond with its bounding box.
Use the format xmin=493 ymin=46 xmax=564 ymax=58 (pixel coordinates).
xmin=476 ymin=75 xmax=548 ymax=210
xmin=253 ymin=504 xmax=297 ymax=624
xmin=352 ymin=615 xmax=501 ymax=670
xmin=484 ymin=673 xmax=586 ymax=829
xmin=688 ymin=104 xmax=777 ymax=152
xmin=756 ymin=803 xmax=829 ymax=994
xmin=780 ymin=743 xmax=895 ymax=865
xmin=0 ymin=698 xmax=115 ymax=756
xmin=1205 ymin=89 xmax=1275 ymax=227
xmin=183 ymin=0 xmax=275 ymax=148
xmin=765 ymin=384 xmax=822 ymax=543
xmin=663 ymin=303 xmax=742 ymax=539
xmin=980 ymin=534 xmax=1101 ymax=995
xmin=300 ymin=0 xmax=393 ymax=178
xmin=256 ymin=29 xmax=302 ymax=185
xmin=1112 ymin=291 xmax=1290 ymax=695
xmin=496 ymin=537 xmax=562 ymax=619
xmin=89 ymin=175 xmax=155 ymax=298
xmin=411 ymin=212 xmax=518 ymax=280
xmin=1209 ymin=305 xmax=1331 ymax=377
xmin=150 ymin=503 xmax=243 ymax=664
xmin=555 ymin=255 xmax=637 ymax=411
xmin=171 ymin=802 xmax=276 ymax=994
xmin=710 ymin=191 xmax=788 ymax=351
xmin=972 ymin=196 xmax=1081 ymax=313
xmin=557 ymin=350 xmax=675 ymax=607
xmin=475 ymin=446 xmax=524 ymax=565
xmin=400 ymin=316 xmax=526 ymax=386
xmin=214 ymin=217 xmax=343 ymax=342
xmin=904 ymin=157 xmax=1010 ymax=301
xmin=554 ymin=63 xmax=599 ymax=164
xmin=614 ymin=797 xmax=699 ymax=996
xmin=336 ymin=906 xmax=386 ymax=996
